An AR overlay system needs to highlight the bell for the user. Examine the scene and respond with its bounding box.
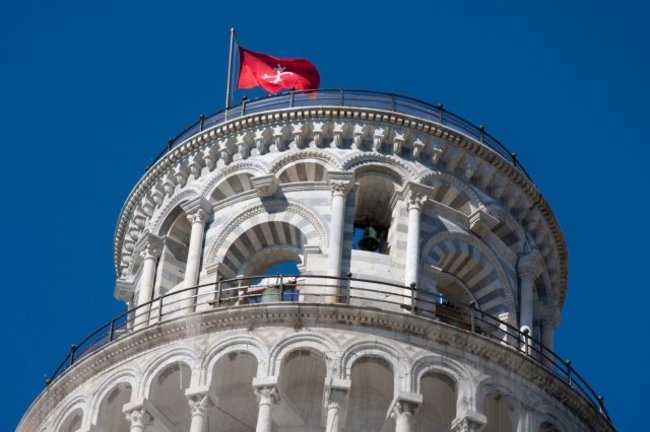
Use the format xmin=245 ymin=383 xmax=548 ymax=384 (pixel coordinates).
xmin=358 ymin=226 xmax=381 ymax=251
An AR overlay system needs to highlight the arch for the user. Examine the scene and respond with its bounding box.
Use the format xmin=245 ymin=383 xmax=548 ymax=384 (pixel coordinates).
xmin=269 ymin=149 xmax=339 ymax=175
xmin=339 ymin=152 xmax=417 ymax=183
xmin=277 ymin=160 xmax=328 ymax=184
xmin=210 ymin=172 xmax=256 ymax=201
xmin=345 ymin=353 xmax=396 ymax=431
xmin=205 ymin=200 xmax=328 ymax=268
xmin=89 ymin=369 xmax=139 ymax=426
xmin=92 ymin=381 xmax=133 ymax=432
xmin=148 ymin=187 xmax=201 ymax=234
xmin=420 ymin=231 xmax=516 ymax=316
xmin=201 ymin=334 xmax=269 ymax=386
xmin=340 ymin=338 xmax=404 ymax=385
xmin=268 ymin=332 xmax=339 ymax=377
xmin=418 ymin=171 xmax=481 ymax=215
xmin=532 ymin=402 xmax=572 ymax=432
xmin=476 ymin=379 xmax=525 ymax=432
xmin=200 ymin=159 xmax=270 ymax=198
xmin=409 ymin=354 xmax=473 ymax=395
xmin=51 ymin=396 xmax=87 ymax=432
xmin=139 ymin=347 xmax=199 ymax=400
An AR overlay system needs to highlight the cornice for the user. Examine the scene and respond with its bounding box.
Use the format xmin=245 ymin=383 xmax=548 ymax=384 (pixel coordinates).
xmin=113 ymin=106 xmax=568 ymax=302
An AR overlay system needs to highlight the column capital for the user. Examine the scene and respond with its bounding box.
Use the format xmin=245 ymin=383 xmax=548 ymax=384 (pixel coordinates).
xmin=253 ymin=376 xmax=280 ymax=404
xmin=181 ymin=197 xmax=213 ymax=221
xmin=251 ymin=174 xmax=279 ymax=198
xmin=135 ymin=232 xmax=164 ymax=259
xmin=327 ymin=171 xmax=355 ymax=197
xmin=402 ymin=181 xmax=431 ymax=211
xmin=451 ymin=412 xmax=487 ymax=432
xmin=124 ymin=406 xmax=153 ymax=429
xmin=390 ymin=391 xmax=422 ymax=418
xmin=187 ymin=393 xmax=214 ymax=416
xmin=517 ymin=249 xmax=544 ymax=278
xmin=325 ymin=378 xmax=351 ymax=407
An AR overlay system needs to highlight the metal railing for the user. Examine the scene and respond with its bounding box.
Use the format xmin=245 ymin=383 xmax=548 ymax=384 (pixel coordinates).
xmin=146 ymin=89 xmax=532 ymax=180
xmin=46 ymin=274 xmax=608 ymax=422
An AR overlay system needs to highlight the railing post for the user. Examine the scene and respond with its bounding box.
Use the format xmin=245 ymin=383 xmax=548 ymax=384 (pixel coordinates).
xmin=437 ymin=103 xmax=444 ymax=123
xmin=410 ymin=282 xmax=416 ymax=313
xmin=241 ymin=96 xmax=248 ymax=116
xmin=391 ymin=94 xmax=396 ymax=112
xmin=158 ymin=295 xmax=164 ymax=321
xmin=215 ymin=276 xmax=223 ymax=307
xmin=346 ymin=272 xmax=352 ymax=304
xmin=469 ymin=302 xmax=476 ymax=333
xmin=199 ymin=114 xmax=205 ymax=131
xmin=237 ymin=277 xmax=243 ymax=304
xmin=597 ymin=395 xmax=605 ymax=415
xmin=289 ymin=90 xmax=295 ymax=108
xmin=108 ymin=319 xmax=115 ymax=341
xmin=565 ymin=359 xmax=573 ymax=387
xmin=479 ymin=125 xmax=485 ymax=143
xmin=69 ymin=344 xmax=77 ymax=366
xmin=167 ymin=138 xmax=173 ymax=151
xmin=340 ymin=88 xmax=344 ymax=106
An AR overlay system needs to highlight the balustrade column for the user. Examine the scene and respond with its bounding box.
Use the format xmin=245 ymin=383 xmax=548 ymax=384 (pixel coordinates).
xmin=326 ymin=172 xmax=354 ymax=303
xmin=179 ymin=199 xmax=212 ymax=313
xmin=124 ymin=407 xmax=153 ymax=432
xmin=517 ymin=251 xmax=541 ymax=354
xmin=404 ymin=190 xmax=428 ymax=308
xmin=134 ymin=233 xmax=163 ymax=330
xmin=186 ymin=390 xmax=214 ymax=432
xmin=253 ymin=385 xmax=279 ymax=432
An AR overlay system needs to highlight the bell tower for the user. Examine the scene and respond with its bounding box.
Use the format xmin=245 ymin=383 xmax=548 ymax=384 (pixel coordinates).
xmin=18 ymin=90 xmax=613 ymax=432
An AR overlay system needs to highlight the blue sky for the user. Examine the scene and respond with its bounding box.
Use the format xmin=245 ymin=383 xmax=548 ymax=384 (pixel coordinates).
xmin=1 ymin=1 xmax=647 ymax=430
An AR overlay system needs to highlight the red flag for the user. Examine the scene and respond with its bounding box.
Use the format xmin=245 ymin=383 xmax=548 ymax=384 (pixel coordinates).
xmin=236 ymin=47 xmax=320 ymax=94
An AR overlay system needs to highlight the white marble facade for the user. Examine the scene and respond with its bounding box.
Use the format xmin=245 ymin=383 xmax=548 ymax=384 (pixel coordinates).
xmin=17 ymin=101 xmax=610 ymax=432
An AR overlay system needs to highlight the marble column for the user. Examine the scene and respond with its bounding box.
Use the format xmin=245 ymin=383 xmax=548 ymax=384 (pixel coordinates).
xmin=517 ymin=251 xmax=541 ymax=354
xmin=124 ymin=407 xmax=152 ymax=432
xmin=325 ymin=379 xmax=350 ymax=432
xmin=326 ymin=172 xmax=354 ymax=303
xmin=179 ymin=198 xmax=212 ymax=313
xmin=134 ymin=233 xmax=163 ymax=330
xmin=187 ymin=391 xmax=214 ymax=432
xmin=391 ymin=400 xmax=419 ymax=432
xmin=404 ymin=189 xmax=428 ymax=309
xmin=254 ymin=385 xmax=279 ymax=432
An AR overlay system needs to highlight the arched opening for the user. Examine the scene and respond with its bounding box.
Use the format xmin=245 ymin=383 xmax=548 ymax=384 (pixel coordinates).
xmin=351 ymin=171 xmax=398 ymax=255
xmin=157 ymin=207 xmax=191 ymax=294
xmin=219 ymin=221 xmax=306 ymax=304
xmin=210 ymin=352 xmax=259 ymax=432
xmin=57 ymin=408 xmax=83 ymax=432
xmin=414 ymin=372 xmax=457 ymax=431
xmin=276 ymin=349 xmax=327 ymax=431
xmin=483 ymin=392 xmax=516 ymax=432
xmin=422 ymin=237 xmax=511 ymax=318
xmin=95 ymin=383 xmax=132 ymax=432
xmin=346 ymin=356 xmax=395 ymax=432
xmin=148 ymin=363 xmax=192 ymax=431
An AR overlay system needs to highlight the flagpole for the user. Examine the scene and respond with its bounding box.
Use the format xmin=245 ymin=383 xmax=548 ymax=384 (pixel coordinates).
xmin=224 ymin=27 xmax=236 ymax=119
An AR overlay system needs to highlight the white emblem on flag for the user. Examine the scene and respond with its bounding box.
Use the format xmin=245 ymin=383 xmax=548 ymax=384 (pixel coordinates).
xmin=261 ymin=65 xmax=296 ymax=84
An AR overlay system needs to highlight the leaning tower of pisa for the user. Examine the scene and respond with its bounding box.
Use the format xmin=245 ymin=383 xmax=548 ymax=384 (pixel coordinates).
xmin=17 ymin=90 xmax=613 ymax=432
